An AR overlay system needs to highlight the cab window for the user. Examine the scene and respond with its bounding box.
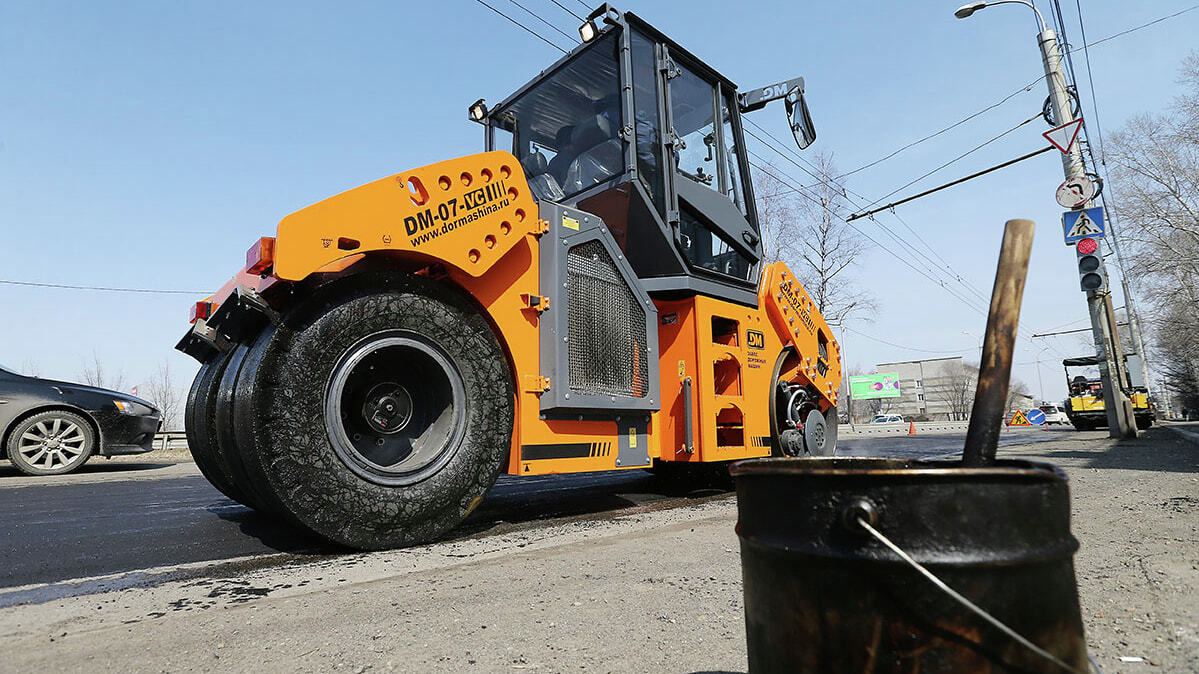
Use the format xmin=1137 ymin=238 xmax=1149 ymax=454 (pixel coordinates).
xmin=720 ymin=92 xmax=747 ymax=214
xmin=669 ymin=62 xmax=720 ymax=192
xmin=496 ymin=32 xmax=623 ymax=201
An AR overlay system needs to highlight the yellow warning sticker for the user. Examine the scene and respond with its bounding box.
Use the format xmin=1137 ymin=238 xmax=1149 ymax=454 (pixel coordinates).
xmin=628 ymin=427 xmax=637 ymax=448
xmin=1008 ymin=410 xmax=1032 ymax=426
xmin=677 ymin=360 xmax=686 ymax=377
xmin=562 ymin=215 xmax=580 ymax=231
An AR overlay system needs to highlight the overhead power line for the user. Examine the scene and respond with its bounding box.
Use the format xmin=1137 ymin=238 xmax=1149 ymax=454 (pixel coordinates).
xmin=0 ymin=279 xmax=206 ymax=295
xmin=859 ymin=114 xmax=1041 ymax=212
xmin=834 ymin=74 xmax=1047 ymax=181
xmin=744 ymin=118 xmax=993 ymax=305
xmin=847 ymin=144 xmax=1055 ymax=222
xmin=1062 ymin=3 xmax=1199 ymax=56
xmin=507 ymin=0 xmax=577 ymax=44
xmin=470 ymin=0 xmax=568 ymax=53
xmin=546 ymin=0 xmax=585 ymax=22
xmin=845 ymin=326 xmax=974 ymax=355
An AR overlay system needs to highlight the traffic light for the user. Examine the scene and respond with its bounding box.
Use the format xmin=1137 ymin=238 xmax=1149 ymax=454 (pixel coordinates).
xmin=1075 ymin=237 xmax=1106 ymax=292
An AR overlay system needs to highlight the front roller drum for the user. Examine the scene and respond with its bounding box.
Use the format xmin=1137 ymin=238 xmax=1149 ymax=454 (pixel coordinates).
xmin=234 ymin=276 xmax=514 ymax=550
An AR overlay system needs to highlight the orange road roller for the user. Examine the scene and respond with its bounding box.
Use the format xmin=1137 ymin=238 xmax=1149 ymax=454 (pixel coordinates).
xmin=178 ymin=6 xmax=841 ymax=549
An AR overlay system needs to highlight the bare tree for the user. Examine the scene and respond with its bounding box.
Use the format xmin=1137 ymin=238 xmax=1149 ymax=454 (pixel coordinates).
xmin=754 ymin=160 xmax=802 ymax=266
xmin=1106 ymin=51 xmax=1199 ymax=415
xmin=79 ymin=352 xmax=126 ymax=392
xmin=1006 ymin=378 xmax=1033 ymax=412
xmin=20 ymin=357 xmax=41 ymax=377
xmin=754 ymin=154 xmax=876 ymax=325
xmin=146 ymin=362 xmax=182 ymax=430
xmin=927 ymin=362 xmax=977 ymax=421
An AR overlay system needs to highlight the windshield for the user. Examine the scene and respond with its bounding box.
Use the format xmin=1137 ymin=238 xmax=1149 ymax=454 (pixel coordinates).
xmin=496 ymin=33 xmax=623 ymax=202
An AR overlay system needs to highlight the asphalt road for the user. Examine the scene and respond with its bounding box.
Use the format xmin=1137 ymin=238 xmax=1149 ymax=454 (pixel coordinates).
xmin=0 ymin=429 xmax=1063 ymax=592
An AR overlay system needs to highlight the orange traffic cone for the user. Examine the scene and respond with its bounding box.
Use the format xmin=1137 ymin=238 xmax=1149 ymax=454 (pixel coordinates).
xmin=908 ymin=421 xmax=916 ymax=436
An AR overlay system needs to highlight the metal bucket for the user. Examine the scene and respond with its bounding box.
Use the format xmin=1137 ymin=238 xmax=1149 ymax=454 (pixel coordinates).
xmin=731 ymin=457 xmax=1089 ymax=673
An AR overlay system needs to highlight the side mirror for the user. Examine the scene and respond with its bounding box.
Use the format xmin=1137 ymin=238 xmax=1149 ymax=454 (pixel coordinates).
xmin=785 ymin=90 xmax=816 ymax=150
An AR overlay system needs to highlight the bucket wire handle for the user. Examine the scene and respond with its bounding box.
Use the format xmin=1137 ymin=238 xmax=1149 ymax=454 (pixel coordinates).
xmin=856 ymin=516 xmax=1092 ymax=674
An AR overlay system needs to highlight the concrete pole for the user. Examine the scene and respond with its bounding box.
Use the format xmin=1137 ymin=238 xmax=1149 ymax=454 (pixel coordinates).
xmin=1037 ymin=29 xmax=1136 ymax=438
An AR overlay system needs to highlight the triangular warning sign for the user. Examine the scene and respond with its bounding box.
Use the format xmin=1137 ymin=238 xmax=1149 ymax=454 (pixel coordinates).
xmin=1008 ymin=410 xmax=1032 ymax=426
xmin=1067 ymin=211 xmax=1101 ymax=238
xmin=1043 ymin=119 xmax=1083 ymax=154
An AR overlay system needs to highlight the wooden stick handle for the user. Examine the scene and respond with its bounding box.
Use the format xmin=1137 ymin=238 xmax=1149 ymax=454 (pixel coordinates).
xmin=962 ymin=219 xmax=1035 ymax=466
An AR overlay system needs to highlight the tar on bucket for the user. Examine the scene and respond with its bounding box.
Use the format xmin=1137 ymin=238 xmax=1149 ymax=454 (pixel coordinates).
xmin=730 ymin=457 xmax=1090 ymax=673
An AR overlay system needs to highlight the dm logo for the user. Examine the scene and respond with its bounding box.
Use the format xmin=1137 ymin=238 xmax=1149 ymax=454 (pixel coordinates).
xmin=747 ymin=330 xmax=765 ymax=350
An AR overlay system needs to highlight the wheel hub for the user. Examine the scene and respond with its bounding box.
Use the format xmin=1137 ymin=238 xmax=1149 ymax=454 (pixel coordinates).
xmin=361 ymin=383 xmax=413 ymax=434
xmin=325 ymin=333 xmax=467 ymax=486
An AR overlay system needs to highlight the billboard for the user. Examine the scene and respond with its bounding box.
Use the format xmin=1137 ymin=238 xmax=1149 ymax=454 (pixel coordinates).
xmin=849 ymin=373 xmax=901 ymax=399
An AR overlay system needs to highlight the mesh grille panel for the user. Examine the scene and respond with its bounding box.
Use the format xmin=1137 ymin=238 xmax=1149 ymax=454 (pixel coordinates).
xmin=566 ymin=240 xmax=649 ymax=397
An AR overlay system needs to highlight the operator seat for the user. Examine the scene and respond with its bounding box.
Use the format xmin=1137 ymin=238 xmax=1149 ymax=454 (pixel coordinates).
xmin=563 ymin=115 xmax=623 ymax=195
xmin=521 ymin=151 xmax=565 ymax=202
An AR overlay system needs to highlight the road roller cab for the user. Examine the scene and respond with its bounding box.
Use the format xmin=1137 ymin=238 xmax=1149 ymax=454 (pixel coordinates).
xmin=177 ymin=5 xmax=841 ymax=550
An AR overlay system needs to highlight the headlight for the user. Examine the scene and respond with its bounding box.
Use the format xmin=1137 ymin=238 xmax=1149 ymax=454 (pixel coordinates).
xmin=114 ymin=400 xmax=139 ymax=414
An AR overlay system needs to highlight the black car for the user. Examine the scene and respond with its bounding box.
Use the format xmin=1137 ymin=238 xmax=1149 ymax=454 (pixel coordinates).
xmin=0 ymin=364 xmax=161 ymax=475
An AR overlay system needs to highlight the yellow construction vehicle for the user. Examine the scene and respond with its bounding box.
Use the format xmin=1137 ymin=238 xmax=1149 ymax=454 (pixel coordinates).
xmin=1062 ymin=356 xmax=1155 ymax=431
xmin=178 ymin=5 xmax=840 ymax=549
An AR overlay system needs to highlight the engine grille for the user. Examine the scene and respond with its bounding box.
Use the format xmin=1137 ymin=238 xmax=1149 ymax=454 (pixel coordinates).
xmin=566 ymin=240 xmax=649 ymax=398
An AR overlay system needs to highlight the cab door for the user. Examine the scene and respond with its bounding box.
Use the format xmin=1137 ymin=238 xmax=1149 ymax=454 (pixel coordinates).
xmin=662 ymin=49 xmax=761 ymax=287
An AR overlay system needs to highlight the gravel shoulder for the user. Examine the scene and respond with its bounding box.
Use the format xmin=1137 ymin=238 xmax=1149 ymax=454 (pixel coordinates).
xmin=1 ymin=426 xmax=1195 ymax=673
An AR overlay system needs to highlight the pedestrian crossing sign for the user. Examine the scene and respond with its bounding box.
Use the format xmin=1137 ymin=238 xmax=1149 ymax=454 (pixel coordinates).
xmin=1062 ymin=207 xmax=1105 ymax=244
xmin=1008 ymin=410 xmax=1032 ymax=426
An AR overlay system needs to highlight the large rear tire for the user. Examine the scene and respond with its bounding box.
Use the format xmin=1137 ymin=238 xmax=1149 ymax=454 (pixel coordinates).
xmin=185 ymin=350 xmax=248 ymax=503
xmin=238 ymin=277 xmax=514 ymax=549
xmin=212 ymin=343 xmax=275 ymax=512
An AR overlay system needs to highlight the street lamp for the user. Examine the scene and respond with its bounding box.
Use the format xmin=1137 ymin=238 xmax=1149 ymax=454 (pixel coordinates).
xmin=1035 ymin=346 xmax=1051 ymax=404
xmin=953 ymin=0 xmax=1138 ymax=438
xmin=953 ymin=1 xmax=1047 ymax=31
xmin=961 ymin=330 xmax=983 ymax=362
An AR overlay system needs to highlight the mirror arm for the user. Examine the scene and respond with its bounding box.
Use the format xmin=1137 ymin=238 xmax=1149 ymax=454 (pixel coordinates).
xmin=737 ymin=76 xmax=806 ymax=114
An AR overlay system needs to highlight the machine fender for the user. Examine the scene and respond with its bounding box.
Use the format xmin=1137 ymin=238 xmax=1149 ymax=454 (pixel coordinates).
xmin=272 ymin=151 xmax=539 ymax=282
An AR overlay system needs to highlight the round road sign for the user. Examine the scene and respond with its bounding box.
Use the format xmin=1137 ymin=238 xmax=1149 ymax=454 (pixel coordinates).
xmin=1026 ymin=408 xmax=1047 ymax=425
xmin=1056 ymin=176 xmax=1096 ymax=208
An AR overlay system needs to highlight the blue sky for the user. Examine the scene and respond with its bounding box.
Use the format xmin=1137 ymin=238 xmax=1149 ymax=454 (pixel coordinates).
xmin=2 ymin=1 xmax=1196 ymax=409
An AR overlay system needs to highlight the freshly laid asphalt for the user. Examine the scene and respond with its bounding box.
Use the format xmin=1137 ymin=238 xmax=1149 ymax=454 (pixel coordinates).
xmin=0 ymin=429 xmax=1064 ymax=591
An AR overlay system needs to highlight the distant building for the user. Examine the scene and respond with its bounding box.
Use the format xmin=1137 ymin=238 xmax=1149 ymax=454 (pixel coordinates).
xmin=871 ymin=357 xmax=970 ymax=421
xmin=854 ymin=356 xmax=1037 ymax=421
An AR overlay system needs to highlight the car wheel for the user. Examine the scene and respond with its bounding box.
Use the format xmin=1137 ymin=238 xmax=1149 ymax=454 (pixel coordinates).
xmin=6 ymin=410 xmax=95 ymax=476
xmin=238 ymin=276 xmax=514 ymax=549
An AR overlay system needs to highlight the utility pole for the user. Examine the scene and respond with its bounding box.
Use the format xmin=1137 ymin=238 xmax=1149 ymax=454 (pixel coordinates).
xmin=1037 ymin=25 xmax=1138 ymax=438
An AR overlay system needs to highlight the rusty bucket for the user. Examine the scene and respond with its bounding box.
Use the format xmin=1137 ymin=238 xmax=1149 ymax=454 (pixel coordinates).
xmin=731 ymin=456 xmax=1089 ymax=673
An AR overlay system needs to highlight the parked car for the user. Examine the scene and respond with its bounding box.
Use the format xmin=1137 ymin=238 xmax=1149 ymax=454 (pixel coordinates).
xmin=869 ymin=414 xmax=905 ymax=424
xmin=1038 ymin=405 xmax=1069 ymax=425
xmin=0 ymin=363 xmax=161 ymax=475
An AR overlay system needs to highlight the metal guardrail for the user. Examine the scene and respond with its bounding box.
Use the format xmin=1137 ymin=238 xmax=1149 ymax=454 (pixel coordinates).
xmin=152 ymin=432 xmax=189 ymax=451
xmin=842 ymin=421 xmax=973 ymax=436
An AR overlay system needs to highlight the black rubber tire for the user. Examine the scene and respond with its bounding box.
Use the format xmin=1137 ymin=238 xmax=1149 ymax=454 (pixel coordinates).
xmin=1136 ymin=416 xmax=1154 ymax=430
xmin=212 ymin=343 xmax=275 ymax=513
xmin=1072 ymin=420 xmax=1092 ymax=431
xmin=184 ymin=350 xmax=248 ymax=503
xmin=820 ymin=405 xmax=838 ymax=456
xmin=5 ymin=410 xmax=95 ymax=475
xmin=238 ymin=276 xmax=514 ymax=550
